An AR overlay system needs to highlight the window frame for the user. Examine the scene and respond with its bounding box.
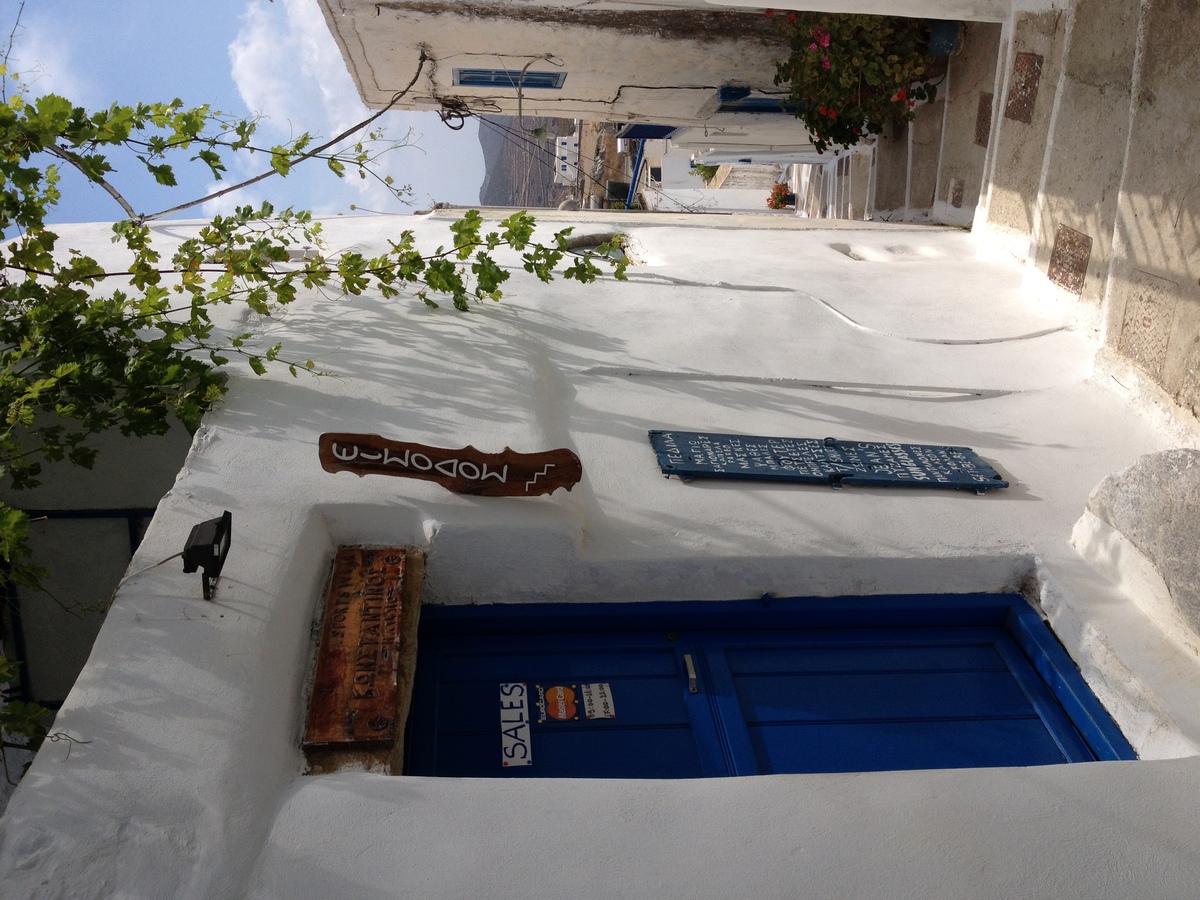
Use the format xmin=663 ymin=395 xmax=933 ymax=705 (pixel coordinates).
xmin=452 ymin=68 xmax=567 ymax=90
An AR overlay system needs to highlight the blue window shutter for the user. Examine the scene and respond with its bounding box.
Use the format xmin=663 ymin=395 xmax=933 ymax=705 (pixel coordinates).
xmin=453 ymin=68 xmax=566 ymax=90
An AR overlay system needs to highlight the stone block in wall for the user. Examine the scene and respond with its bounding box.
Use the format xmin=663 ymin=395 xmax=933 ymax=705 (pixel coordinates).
xmin=1087 ymin=449 xmax=1200 ymax=638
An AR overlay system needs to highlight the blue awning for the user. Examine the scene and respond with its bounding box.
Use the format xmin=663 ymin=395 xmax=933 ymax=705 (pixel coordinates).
xmin=616 ymin=124 xmax=676 ymax=139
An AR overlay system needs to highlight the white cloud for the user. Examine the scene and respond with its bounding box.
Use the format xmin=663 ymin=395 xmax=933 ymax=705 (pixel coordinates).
xmin=229 ymin=0 xmax=362 ymax=138
xmin=7 ymin=17 xmax=90 ymax=103
xmin=223 ymin=0 xmax=484 ymax=216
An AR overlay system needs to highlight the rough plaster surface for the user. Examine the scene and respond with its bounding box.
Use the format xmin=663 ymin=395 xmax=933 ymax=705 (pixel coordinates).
xmin=1087 ymin=448 xmax=1200 ymax=637
xmin=1104 ymin=1 xmax=1200 ymax=421
xmin=1030 ymin=0 xmax=1139 ymax=306
xmin=2 ymin=213 xmax=1200 ymax=898
xmin=321 ymin=0 xmax=792 ymax=125
xmin=933 ymin=23 xmax=1003 ymax=225
xmin=984 ymin=10 xmax=1068 ymax=254
xmin=870 ymin=124 xmax=909 ymax=213
xmin=707 ymin=0 xmax=1013 ymax=21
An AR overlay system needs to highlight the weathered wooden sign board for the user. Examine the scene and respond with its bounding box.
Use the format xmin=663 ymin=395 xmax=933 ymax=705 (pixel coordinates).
xmin=304 ymin=547 xmax=406 ymax=748
xmin=319 ymin=433 xmax=582 ymax=497
xmin=649 ymin=430 xmax=1008 ymax=493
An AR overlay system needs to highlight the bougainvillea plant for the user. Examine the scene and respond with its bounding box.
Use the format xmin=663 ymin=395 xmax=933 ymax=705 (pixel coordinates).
xmin=767 ymin=11 xmax=939 ymax=154
xmin=767 ymin=183 xmax=794 ymax=209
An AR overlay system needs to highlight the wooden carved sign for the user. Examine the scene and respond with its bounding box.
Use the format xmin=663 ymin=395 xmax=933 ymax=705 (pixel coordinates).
xmin=319 ymin=433 xmax=582 ymax=497
xmin=304 ymin=547 xmax=405 ymax=749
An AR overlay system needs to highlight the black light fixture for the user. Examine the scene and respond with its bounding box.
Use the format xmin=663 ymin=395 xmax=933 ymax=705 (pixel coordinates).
xmin=182 ymin=510 xmax=232 ymax=600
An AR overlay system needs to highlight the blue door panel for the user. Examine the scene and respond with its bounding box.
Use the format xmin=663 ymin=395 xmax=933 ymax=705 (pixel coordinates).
xmin=431 ymin=726 xmax=706 ymax=778
xmin=434 ymin=672 xmax=692 ymax=731
xmin=731 ymin=670 xmax=1042 ymax=722
xmin=405 ymin=595 xmax=1136 ymax=778
xmin=408 ymin=640 xmax=703 ymax=778
xmin=747 ymin=719 xmax=1069 ymax=774
xmin=723 ymin=641 xmax=1009 ymax=673
xmin=430 ymin=639 xmax=681 ymax=678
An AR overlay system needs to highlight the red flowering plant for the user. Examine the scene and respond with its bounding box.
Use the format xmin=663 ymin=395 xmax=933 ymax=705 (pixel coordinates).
xmin=767 ymin=11 xmax=938 ymax=154
xmin=767 ymin=183 xmax=794 ymax=209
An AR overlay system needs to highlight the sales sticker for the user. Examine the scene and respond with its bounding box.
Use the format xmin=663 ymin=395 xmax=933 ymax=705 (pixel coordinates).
xmin=500 ymin=682 xmax=532 ymax=767
xmin=581 ymin=682 xmax=616 ymax=719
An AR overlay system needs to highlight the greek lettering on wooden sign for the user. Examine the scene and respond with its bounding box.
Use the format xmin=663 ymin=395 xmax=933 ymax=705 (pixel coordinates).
xmin=649 ymin=431 xmax=1008 ymax=493
xmin=318 ymin=433 xmax=582 ymax=497
xmin=303 ymin=547 xmax=405 ymax=748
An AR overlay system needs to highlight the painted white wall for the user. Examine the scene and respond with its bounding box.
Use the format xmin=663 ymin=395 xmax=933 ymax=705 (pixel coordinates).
xmin=706 ymin=0 xmax=1013 ymax=22
xmin=3 ymin=212 xmax=1200 ymax=898
xmin=661 ymin=153 xmax=704 ymax=188
xmin=320 ymin=0 xmax=793 ymax=126
xmin=643 ymin=186 xmax=776 ymax=210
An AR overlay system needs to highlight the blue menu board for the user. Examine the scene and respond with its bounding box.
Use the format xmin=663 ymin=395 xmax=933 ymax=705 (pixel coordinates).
xmin=649 ymin=431 xmax=1008 ymax=493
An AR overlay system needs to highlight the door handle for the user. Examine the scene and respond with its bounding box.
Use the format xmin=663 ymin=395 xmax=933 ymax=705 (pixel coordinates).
xmin=684 ymin=654 xmax=698 ymax=693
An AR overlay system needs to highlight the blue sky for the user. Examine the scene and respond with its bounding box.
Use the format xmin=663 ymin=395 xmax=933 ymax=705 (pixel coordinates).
xmin=8 ymin=0 xmax=487 ymax=222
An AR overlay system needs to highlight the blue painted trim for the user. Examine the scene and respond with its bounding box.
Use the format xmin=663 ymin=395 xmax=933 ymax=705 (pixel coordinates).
xmin=452 ymin=68 xmax=566 ymax=90
xmin=992 ymin=634 xmax=1093 ymax=762
xmin=698 ymin=645 xmax=760 ymax=775
xmin=625 ymin=140 xmax=646 ymax=209
xmin=419 ymin=593 xmax=1021 ymax=636
xmin=925 ymin=20 xmax=962 ymax=56
xmin=1005 ymin=606 xmax=1137 ymax=761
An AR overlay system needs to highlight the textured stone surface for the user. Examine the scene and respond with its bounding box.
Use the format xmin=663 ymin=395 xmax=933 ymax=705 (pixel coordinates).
xmin=1088 ymin=449 xmax=1200 ymax=635
xmin=934 ymin=22 xmax=1002 ymax=223
xmin=1004 ymin=51 xmax=1044 ymax=123
xmin=1030 ymin=0 xmax=1140 ymax=306
xmin=1047 ymin=223 xmax=1092 ymax=294
xmin=1104 ymin=0 xmax=1200 ymax=414
xmin=984 ymin=11 xmax=1067 ymax=246
xmin=974 ymin=91 xmax=994 ymax=147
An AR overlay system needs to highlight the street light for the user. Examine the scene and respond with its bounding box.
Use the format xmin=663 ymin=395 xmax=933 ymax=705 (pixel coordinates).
xmin=182 ymin=511 xmax=232 ymax=600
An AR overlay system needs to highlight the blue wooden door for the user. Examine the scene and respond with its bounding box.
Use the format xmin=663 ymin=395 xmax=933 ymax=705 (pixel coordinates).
xmin=404 ymin=596 xmax=1134 ymax=778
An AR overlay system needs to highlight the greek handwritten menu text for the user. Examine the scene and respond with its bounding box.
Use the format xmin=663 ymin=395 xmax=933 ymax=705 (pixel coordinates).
xmin=649 ymin=431 xmax=1008 ymax=492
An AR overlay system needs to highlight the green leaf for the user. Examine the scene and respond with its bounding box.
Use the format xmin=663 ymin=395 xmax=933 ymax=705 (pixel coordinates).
xmin=146 ymin=162 xmax=178 ymax=186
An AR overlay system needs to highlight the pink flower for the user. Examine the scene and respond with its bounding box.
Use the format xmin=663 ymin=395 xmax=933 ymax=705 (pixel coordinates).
xmin=821 ymin=57 xmax=831 ymax=69
xmin=787 ymin=12 xmax=797 ymax=24
xmin=820 ymin=33 xmax=831 ymax=47
xmin=809 ymin=42 xmax=819 ymax=51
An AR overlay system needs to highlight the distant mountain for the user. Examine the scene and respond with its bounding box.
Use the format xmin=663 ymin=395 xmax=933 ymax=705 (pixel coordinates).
xmin=477 ymin=116 xmax=575 ymax=208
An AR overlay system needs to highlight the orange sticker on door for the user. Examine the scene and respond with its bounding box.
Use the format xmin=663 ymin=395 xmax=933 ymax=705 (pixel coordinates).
xmin=535 ymin=683 xmax=615 ymax=722
xmin=535 ymin=684 xmax=578 ymax=722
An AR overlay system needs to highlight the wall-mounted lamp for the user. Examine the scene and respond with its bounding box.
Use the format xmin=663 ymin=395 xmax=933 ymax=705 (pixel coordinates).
xmin=182 ymin=511 xmax=232 ymax=600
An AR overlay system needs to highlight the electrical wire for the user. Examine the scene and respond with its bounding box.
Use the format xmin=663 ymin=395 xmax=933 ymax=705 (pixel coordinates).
xmin=115 ymin=551 xmax=183 ymax=590
xmin=475 ymin=115 xmax=629 ymax=198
